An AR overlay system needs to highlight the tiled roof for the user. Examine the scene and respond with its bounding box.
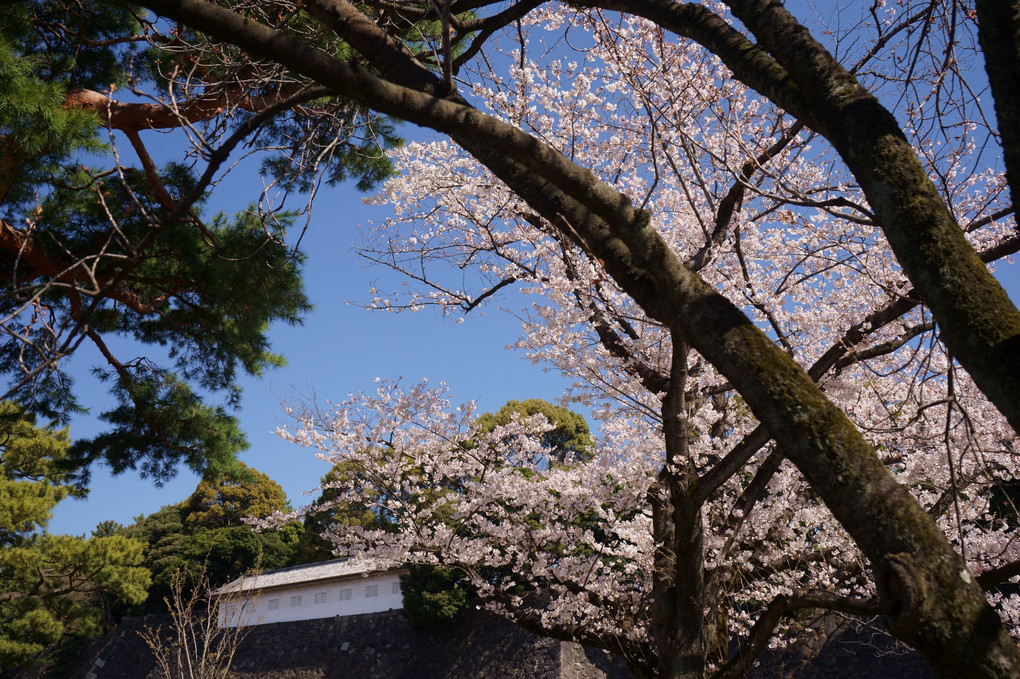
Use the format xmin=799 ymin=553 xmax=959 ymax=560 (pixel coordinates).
xmin=212 ymin=557 xmax=403 ymax=595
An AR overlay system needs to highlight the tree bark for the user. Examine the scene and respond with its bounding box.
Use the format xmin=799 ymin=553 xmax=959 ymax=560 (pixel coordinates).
xmin=652 ymin=339 xmax=706 ymax=679
xmin=975 ymin=0 xmax=1020 ymax=207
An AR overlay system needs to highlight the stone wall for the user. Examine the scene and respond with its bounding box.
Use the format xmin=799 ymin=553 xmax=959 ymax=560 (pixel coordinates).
xmin=72 ymin=609 xmax=635 ymax=679
xmin=64 ymin=608 xmax=933 ymax=679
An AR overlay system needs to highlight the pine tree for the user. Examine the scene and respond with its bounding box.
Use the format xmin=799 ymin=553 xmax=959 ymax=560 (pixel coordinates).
xmin=0 ymin=1 xmax=401 ymax=484
xmin=0 ymin=401 xmax=149 ymax=670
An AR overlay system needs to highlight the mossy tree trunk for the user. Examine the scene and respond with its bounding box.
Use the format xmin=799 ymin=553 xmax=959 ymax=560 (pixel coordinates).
xmin=975 ymin=0 xmax=1020 ymax=206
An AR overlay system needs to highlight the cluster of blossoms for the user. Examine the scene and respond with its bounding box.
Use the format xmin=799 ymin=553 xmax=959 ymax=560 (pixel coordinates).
xmin=269 ymin=381 xmax=655 ymax=642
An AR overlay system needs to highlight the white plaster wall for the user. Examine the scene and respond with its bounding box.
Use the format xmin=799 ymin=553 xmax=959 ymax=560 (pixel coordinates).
xmin=218 ymin=571 xmax=405 ymax=627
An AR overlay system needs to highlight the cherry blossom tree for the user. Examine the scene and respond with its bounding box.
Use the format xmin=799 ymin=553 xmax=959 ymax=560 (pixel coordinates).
xmin=134 ymin=0 xmax=1020 ymax=678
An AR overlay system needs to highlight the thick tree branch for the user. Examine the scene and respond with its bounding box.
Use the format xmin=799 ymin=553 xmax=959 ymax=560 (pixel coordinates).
xmin=695 ymin=425 xmax=769 ymax=506
xmin=975 ymin=0 xmax=1020 ymax=208
xmin=832 ymin=321 xmax=936 ymax=372
xmin=65 ymin=83 xmax=308 ymax=133
xmin=302 ymin=0 xmax=446 ymax=94
xmin=978 ymin=560 xmax=1020 ymax=591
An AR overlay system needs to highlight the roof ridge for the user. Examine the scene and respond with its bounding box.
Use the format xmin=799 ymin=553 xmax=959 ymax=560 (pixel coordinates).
xmin=212 ymin=556 xmax=405 ymax=595
xmin=256 ymin=555 xmax=355 ymax=577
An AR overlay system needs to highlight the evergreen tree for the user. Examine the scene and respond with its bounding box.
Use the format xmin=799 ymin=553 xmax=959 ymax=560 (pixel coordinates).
xmin=475 ymin=399 xmax=595 ymax=467
xmin=295 ymin=460 xmax=393 ymax=564
xmin=399 ymin=565 xmax=471 ymax=630
xmin=0 ymin=402 xmax=149 ymax=671
xmin=0 ymin=1 xmax=401 ymax=485
xmin=184 ymin=463 xmax=291 ymax=531
xmin=127 ymin=462 xmax=299 ymax=611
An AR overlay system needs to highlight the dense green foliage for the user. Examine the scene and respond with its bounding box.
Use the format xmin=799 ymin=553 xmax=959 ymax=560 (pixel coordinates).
xmin=184 ymin=464 xmax=291 ymax=530
xmin=0 ymin=402 xmax=149 ymax=672
xmin=127 ymin=462 xmax=298 ymax=611
xmin=399 ymin=565 xmax=472 ymax=630
xmin=0 ymin=2 xmax=115 ymax=207
xmin=295 ymin=460 xmax=394 ymax=564
xmin=475 ymin=399 xmax=594 ymax=467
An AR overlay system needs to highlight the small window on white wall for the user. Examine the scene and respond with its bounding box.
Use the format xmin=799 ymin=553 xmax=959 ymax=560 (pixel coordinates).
xmin=392 ymin=582 xmax=400 ymax=594
xmin=315 ymin=592 xmax=327 ymax=604
xmin=291 ymin=595 xmax=303 ymax=607
xmin=366 ymin=585 xmax=379 ymax=598
xmin=339 ymin=588 xmax=352 ymax=601
xmin=267 ymin=599 xmax=280 ymax=611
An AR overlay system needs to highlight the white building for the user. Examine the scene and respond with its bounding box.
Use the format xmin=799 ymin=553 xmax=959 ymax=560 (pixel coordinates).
xmin=213 ymin=558 xmax=407 ymax=627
